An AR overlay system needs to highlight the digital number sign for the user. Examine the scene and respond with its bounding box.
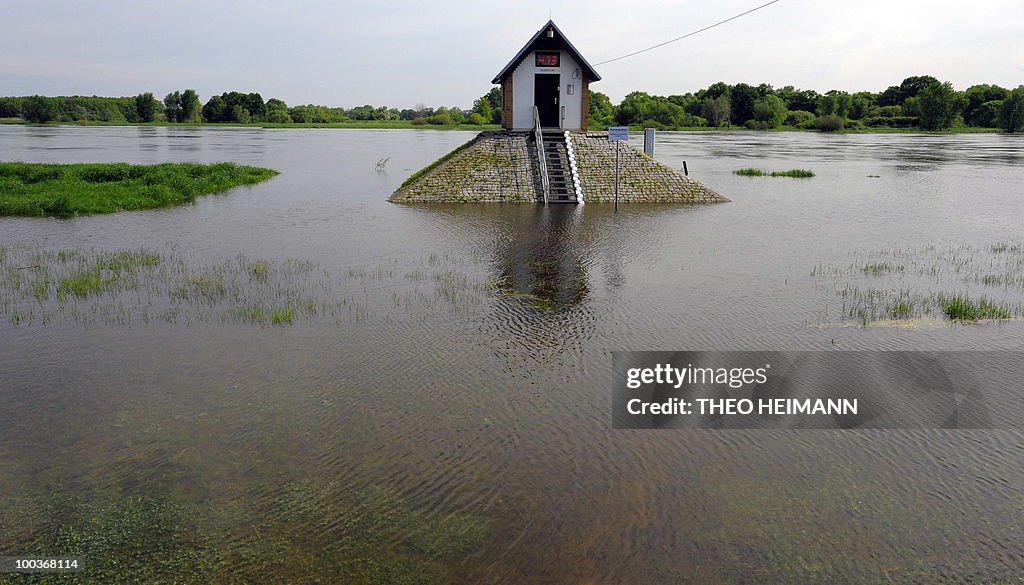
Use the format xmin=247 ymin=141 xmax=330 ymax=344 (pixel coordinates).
xmin=535 ymin=52 xmax=560 ymax=67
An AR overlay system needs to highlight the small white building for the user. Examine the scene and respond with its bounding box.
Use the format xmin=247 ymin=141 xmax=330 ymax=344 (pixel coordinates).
xmin=492 ymin=20 xmax=601 ymax=132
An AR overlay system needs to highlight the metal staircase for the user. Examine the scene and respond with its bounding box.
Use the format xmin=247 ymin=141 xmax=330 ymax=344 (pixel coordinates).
xmin=530 ymin=106 xmax=579 ymax=205
xmin=540 ymin=133 xmax=576 ymax=203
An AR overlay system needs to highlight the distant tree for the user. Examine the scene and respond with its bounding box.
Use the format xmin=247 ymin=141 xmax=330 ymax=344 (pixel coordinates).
xmin=917 ymin=81 xmax=963 ymax=130
xmin=427 ymin=110 xmax=455 ymax=125
xmin=729 ymin=83 xmax=758 ymax=125
xmin=21 ymin=95 xmax=57 ymax=123
xmin=668 ymin=93 xmax=700 ymax=116
xmin=752 ymin=94 xmax=786 ymax=128
xmin=963 ymin=84 xmax=1009 ymax=126
xmin=467 ymin=112 xmax=487 ymax=125
xmin=245 ymin=93 xmax=266 ymax=121
xmin=898 ymin=75 xmax=940 ymax=103
xmin=849 ymin=91 xmax=877 ymax=119
xmin=971 ymin=100 xmax=1003 ymax=128
xmin=902 ymin=96 xmax=922 ymax=118
xmin=202 ymin=95 xmax=227 ymax=122
xmin=447 ymin=107 xmax=465 ymax=124
xmin=181 ymin=89 xmax=201 ymax=122
xmin=785 ymin=110 xmax=816 ymax=128
xmin=878 ymin=85 xmax=903 ymax=107
xmin=163 ymin=91 xmax=183 ymax=122
xmin=135 ymin=92 xmax=157 ymax=122
xmin=817 ymin=90 xmax=852 ymax=118
xmin=484 ymin=87 xmax=502 ymax=124
xmin=0 ymin=97 xmax=23 ymax=118
xmin=755 ymin=83 xmax=775 ymax=99
xmin=472 ymin=95 xmax=492 ymax=123
xmin=779 ymin=87 xmax=820 ymax=113
xmin=814 ymin=114 xmax=845 ymax=132
xmin=26 ymin=97 xmax=51 ymax=121
xmin=347 ymin=105 xmax=378 ymax=120
xmin=265 ymin=98 xmax=291 ymax=123
xmin=701 ymin=95 xmax=731 ymax=127
xmin=998 ymin=86 xmax=1024 ymax=133
xmin=588 ymin=90 xmax=614 ymax=128
xmin=703 ymin=81 xmax=731 ymax=100
xmin=229 ymin=104 xmax=251 ymax=123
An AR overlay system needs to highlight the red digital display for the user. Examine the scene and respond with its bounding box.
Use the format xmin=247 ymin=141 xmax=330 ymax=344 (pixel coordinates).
xmin=535 ymin=52 xmax=560 ymax=67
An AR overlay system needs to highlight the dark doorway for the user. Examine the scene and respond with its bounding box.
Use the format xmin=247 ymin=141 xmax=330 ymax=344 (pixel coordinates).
xmin=534 ymin=74 xmax=560 ymax=128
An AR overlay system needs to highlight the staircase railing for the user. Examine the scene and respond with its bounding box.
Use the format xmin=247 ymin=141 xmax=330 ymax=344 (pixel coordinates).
xmin=564 ymin=130 xmax=582 ymax=203
xmin=532 ymin=106 xmax=549 ymax=204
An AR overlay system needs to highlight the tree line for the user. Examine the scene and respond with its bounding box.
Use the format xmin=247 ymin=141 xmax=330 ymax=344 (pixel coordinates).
xmin=585 ymin=76 xmax=1024 ymax=133
xmin=0 ymin=88 xmax=504 ymax=127
xmin=3 ymin=77 xmax=1021 ymax=133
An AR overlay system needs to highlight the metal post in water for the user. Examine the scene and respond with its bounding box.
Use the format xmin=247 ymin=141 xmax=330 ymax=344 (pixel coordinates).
xmin=682 ymin=160 xmax=688 ymax=176
xmin=644 ymin=128 xmax=655 ymax=156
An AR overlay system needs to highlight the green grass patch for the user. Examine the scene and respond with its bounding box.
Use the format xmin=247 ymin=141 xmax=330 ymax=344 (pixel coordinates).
xmin=57 ymin=269 xmax=106 ymax=298
xmin=940 ymin=295 xmax=1013 ymax=321
xmin=270 ymin=304 xmax=295 ymax=325
xmin=771 ymin=169 xmax=815 ymax=178
xmin=0 ymin=162 xmax=278 ymax=217
xmin=734 ymin=168 xmax=766 ymax=176
xmin=734 ymin=167 xmax=814 ymax=178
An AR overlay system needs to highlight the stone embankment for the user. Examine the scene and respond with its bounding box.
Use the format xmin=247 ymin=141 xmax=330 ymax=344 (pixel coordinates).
xmin=389 ymin=131 xmax=727 ymax=204
xmin=569 ymin=132 xmax=727 ymax=203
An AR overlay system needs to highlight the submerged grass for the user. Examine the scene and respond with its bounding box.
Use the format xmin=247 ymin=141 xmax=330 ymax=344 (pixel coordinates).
xmin=0 ymin=485 xmax=486 ymax=584
xmin=0 ymin=162 xmax=278 ymax=217
xmin=0 ymin=246 xmax=501 ymax=328
xmin=812 ymin=241 xmax=1024 ymax=326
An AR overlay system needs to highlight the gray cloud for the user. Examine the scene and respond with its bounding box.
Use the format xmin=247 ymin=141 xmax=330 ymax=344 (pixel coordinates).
xmin=2 ymin=0 xmax=1021 ymax=108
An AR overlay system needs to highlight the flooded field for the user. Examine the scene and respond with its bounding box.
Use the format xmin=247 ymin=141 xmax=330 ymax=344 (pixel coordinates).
xmin=1 ymin=126 xmax=1023 ymax=583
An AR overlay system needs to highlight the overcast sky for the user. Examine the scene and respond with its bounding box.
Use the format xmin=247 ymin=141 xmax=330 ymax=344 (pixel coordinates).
xmin=3 ymin=0 xmax=1021 ymax=108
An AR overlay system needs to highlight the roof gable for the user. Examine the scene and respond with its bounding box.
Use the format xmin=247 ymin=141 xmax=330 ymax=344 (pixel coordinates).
xmin=491 ymin=20 xmax=601 ymax=84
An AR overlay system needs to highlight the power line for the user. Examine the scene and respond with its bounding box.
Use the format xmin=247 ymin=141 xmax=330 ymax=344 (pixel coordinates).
xmin=593 ymin=0 xmax=784 ymax=66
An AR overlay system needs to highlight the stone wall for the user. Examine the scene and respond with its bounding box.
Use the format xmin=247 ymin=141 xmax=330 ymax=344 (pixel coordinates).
xmin=390 ymin=130 xmax=728 ymax=204
xmin=570 ymin=132 xmax=728 ymax=203
xmin=389 ymin=131 xmax=536 ymax=203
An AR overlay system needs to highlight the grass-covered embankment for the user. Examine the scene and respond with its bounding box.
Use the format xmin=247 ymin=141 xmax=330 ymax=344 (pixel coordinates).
xmin=0 ymin=162 xmax=278 ymax=217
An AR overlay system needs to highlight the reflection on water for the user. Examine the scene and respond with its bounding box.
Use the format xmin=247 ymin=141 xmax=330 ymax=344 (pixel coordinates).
xmin=1 ymin=126 xmax=1024 ymax=583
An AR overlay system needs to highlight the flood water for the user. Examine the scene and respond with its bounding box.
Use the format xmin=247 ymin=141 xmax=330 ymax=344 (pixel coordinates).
xmin=1 ymin=126 xmax=1023 ymax=583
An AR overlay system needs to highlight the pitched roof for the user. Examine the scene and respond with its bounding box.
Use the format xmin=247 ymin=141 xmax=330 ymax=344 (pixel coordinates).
xmin=491 ymin=20 xmax=601 ymax=84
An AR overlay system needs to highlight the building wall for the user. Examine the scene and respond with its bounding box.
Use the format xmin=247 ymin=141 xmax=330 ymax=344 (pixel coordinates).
xmin=509 ymin=50 xmax=585 ymax=131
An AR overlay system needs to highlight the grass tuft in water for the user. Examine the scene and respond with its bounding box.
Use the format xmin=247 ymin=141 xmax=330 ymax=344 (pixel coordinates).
xmin=770 ymin=169 xmax=815 ymax=178
xmin=940 ymin=295 xmax=1013 ymax=321
xmin=734 ymin=168 xmax=815 ymax=178
xmin=734 ymin=168 xmax=766 ymax=176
